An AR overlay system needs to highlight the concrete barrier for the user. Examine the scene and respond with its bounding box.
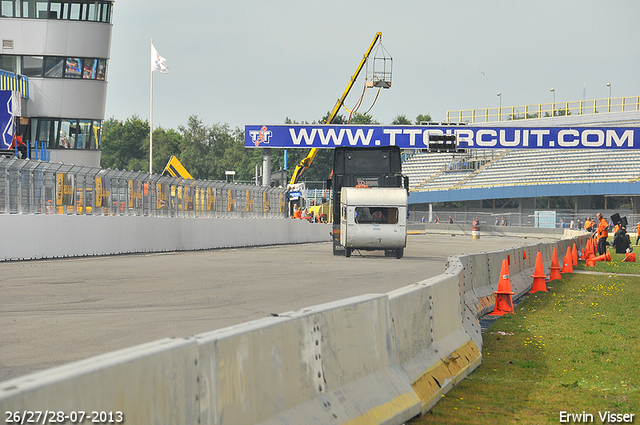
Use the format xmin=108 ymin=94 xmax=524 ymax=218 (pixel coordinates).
xmin=0 ymin=338 xmax=200 ymax=424
xmin=408 ymin=223 xmax=565 ymax=238
xmin=0 ymin=215 xmax=331 ymax=261
xmin=0 ymin=233 xmax=588 ymax=425
xmin=195 ymin=295 xmax=421 ymax=425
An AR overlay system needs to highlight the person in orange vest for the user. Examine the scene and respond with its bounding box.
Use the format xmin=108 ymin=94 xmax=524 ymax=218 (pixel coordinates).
xmin=584 ymin=217 xmax=594 ymax=232
xmin=595 ymin=213 xmax=609 ymax=256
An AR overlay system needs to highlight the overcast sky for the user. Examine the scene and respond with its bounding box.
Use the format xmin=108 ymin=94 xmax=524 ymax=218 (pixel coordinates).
xmin=104 ymin=0 xmax=640 ymax=131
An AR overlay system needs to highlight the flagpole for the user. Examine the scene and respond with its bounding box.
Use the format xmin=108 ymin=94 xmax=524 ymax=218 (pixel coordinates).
xmin=149 ymin=39 xmax=154 ymax=175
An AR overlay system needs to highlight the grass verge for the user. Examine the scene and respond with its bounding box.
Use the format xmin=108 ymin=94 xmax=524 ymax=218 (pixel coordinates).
xmin=410 ymin=257 xmax=640 ymax=424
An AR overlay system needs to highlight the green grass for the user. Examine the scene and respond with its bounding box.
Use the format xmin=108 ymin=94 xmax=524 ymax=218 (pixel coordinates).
xmin=574 ymin=248 xmax=640 ymax=274
xmin=410 ymin=256 xmax=640 ymax=424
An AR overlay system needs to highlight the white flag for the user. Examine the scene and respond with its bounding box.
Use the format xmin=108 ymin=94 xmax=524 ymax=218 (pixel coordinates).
xmin=151 ymin=43 xmax=169 ymax=74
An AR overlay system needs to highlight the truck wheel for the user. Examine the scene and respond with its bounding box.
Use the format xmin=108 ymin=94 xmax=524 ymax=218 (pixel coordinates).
xmin=395 ymin=248 xmax=404 ymax=259
xmin=345 ymin=248 xmax=351 ymax=257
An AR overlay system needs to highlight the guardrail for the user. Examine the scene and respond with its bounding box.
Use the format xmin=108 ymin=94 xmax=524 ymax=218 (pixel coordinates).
xmin=0 ymin=157 xmax=286 ymax=218
xmin=446 ymin=96 xmax=640 ymax=123
xmin=0 ymin=231 xmax=586 ymax=424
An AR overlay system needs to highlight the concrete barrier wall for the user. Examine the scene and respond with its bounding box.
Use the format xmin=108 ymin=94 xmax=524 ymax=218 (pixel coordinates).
xmin=0 ymin=232 xmax=588 ymax=425
xmin=0 ymin=338 xmax=200 ymax=425
xmin=409 ymin=223 xmax=564 ymax=239
xmin=0 ymin=215 xmax=331 ymax=261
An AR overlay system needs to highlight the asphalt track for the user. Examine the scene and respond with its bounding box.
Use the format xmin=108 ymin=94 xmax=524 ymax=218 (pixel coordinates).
xmin=0 ymin=233 xmax=553 ymax=382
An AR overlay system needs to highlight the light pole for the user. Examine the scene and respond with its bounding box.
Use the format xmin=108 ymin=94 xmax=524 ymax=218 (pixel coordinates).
xmin=606 ymin=82 xmax=611 ymax=98
xmin=497 ymin=92 xmax=502 ymax=121
xmin=550 ymin=88 xmax=555 ymax=116
xmin=606 ymin=82 xmax=612 ymax=112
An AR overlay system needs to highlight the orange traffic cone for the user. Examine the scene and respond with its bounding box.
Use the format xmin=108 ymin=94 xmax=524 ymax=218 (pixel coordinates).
xmin=593 ymin=252 xmax=611 ymax=262
xmin=585 ymin=238 xmax=595 ymax=259
xmin=580 ymin=248 xmax=585 ymax=260
xmin=523 ymin=251 xmax=527 ymax=260
xmin=572 ymin=243 xmax=578 ymax=266
xmin=548 ymin=246 xmax=562 ymax=281
xmin=530 ymin=251 xmax=548 ymax=293
xmin=586 ymin=258 xmax=596 ymax=267
xmin=489 ymin=259 xmax=515 ymax=316
xmin=561 ymin=247 xmax=573 ymax=274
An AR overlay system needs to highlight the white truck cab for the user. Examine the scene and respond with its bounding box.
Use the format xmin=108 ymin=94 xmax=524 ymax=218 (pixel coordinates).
xmin=340 ymin=187 xmax=407 ymax=259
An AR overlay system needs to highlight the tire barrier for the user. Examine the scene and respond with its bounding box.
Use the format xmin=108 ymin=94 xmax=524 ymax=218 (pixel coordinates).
xmin=0 ymin=233 xmax=586 ymax=425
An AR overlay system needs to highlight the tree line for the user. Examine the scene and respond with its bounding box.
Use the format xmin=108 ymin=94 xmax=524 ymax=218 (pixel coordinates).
xmin=100 ymin=112 xmax=432 ymax=183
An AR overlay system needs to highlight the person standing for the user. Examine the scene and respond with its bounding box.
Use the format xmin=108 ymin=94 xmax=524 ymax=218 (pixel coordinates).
xmin=596 ymin=213 xmax=609 ymax=256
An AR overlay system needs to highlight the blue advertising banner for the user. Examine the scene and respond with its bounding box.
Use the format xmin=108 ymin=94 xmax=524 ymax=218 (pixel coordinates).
xmin=245 ymin=124 xmax=640 ymax=150
xmin=0 ymin=90 xmax=16 ymax=149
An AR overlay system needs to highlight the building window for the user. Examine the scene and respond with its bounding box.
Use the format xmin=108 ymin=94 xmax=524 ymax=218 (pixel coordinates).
xmin=100 ymin=1 xmax=110 ymax=22
xmin=68 ymin=1 xmax=80 ymax=19
xmin=92 ymin=120 xmax=101 ymax=148
xmin=77 ymin=119 xmax=91 ymax=148
xmin=49 ymin=1 xmax=64 ymax=19
xmin=82 ymin=58 xmax=96 ymax=79
xmin=96 ymin=59 xmax=106 ymax=80
xmin=0 ymin=1 xmax=112 ymax=21
xmin=1 ymin=0 xmax=17 ymax=17
xmin=64 ymin=57 xmax=81 ymax=78
xmin=22 ymin=55 xmax=43 ymax=77
xmin=0 ymin=54 xmax=108 ymax=80
xmin=20 ymin=0 xmax=48 ymax=18
xmin=33 ymin=117 xmax=100 ymax=150
xmin=44 ymin=56 xmax=63 ymax=77
xmin=0 ymin=55 xmax=19 ymax=74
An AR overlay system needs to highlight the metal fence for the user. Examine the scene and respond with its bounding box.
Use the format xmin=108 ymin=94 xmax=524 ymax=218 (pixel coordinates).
xmin=0 ymin=157 xmax=287 ymax=218
xmin=446 ymin=96 xmax=640 ymax=124
xmin=410 ymin=210 xmax=640 ymax=229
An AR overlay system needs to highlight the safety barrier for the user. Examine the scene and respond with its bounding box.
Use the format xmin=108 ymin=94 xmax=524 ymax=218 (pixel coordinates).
xmin=0 ymin=233 xmax=587 ymax=425
xmin=0 ymin=215 xmax=331 ymax=261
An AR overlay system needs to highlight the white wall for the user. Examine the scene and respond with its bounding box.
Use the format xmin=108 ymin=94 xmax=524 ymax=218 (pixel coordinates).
xmin=0 ymin=215 xmax=331 ymax=261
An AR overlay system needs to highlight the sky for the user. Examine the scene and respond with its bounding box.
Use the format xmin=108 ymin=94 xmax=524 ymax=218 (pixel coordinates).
xmin=104 ymin=0 xmax=640 ymax=131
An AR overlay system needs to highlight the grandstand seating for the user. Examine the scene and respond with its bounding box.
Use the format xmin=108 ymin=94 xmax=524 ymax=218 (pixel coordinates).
xmin=404 ymin=149 xmax=640 ymax=193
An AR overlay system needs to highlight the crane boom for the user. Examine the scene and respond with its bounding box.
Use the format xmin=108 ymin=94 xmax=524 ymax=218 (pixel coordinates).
xmin=289 ymin=32 xmax=383 ymax=185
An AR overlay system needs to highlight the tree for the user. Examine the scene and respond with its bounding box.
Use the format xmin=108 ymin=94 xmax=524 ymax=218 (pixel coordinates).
xmin=100 ymin=115 xmax=149 ymax=171
xmin=319 ymin=111 xmax=347 ymax=124
xmin=349 ymin=112 xmax=379 ymax=124
xmin=391 ymin=114 xmax=412 ymax=125
xmin=150 ymin=127 xmax=183 ymax=175
xmin=415 ymin=114 xmax=432 ymax=124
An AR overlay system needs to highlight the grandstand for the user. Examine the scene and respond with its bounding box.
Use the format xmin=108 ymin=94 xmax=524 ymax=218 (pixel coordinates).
xmin=403 ymin=108 xmax=640 ymax=221
xmin=404 ymin=149 xmax=640 ymax=191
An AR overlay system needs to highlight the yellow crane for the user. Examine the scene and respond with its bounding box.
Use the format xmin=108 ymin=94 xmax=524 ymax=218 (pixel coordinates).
xmin=288 ymin=32 xmax=386 ymax=185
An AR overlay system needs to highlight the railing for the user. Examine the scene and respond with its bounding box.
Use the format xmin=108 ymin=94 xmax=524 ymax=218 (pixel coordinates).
xmin=446 ymin=96 xmax=640 ymax=123
xmin=0 ymin=69 xmax=29 ymax=99
xmin=0 ymin=157 xmax=287 ymax=218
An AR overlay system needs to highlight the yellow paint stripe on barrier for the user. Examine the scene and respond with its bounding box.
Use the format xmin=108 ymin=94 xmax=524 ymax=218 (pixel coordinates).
xmin=475 ymin=294 xmax=496 ymax=314
xmin=411 ymin=340 xmax=481 ymax=411
xmin=343 ymin=391 xmax=421 ymax=425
